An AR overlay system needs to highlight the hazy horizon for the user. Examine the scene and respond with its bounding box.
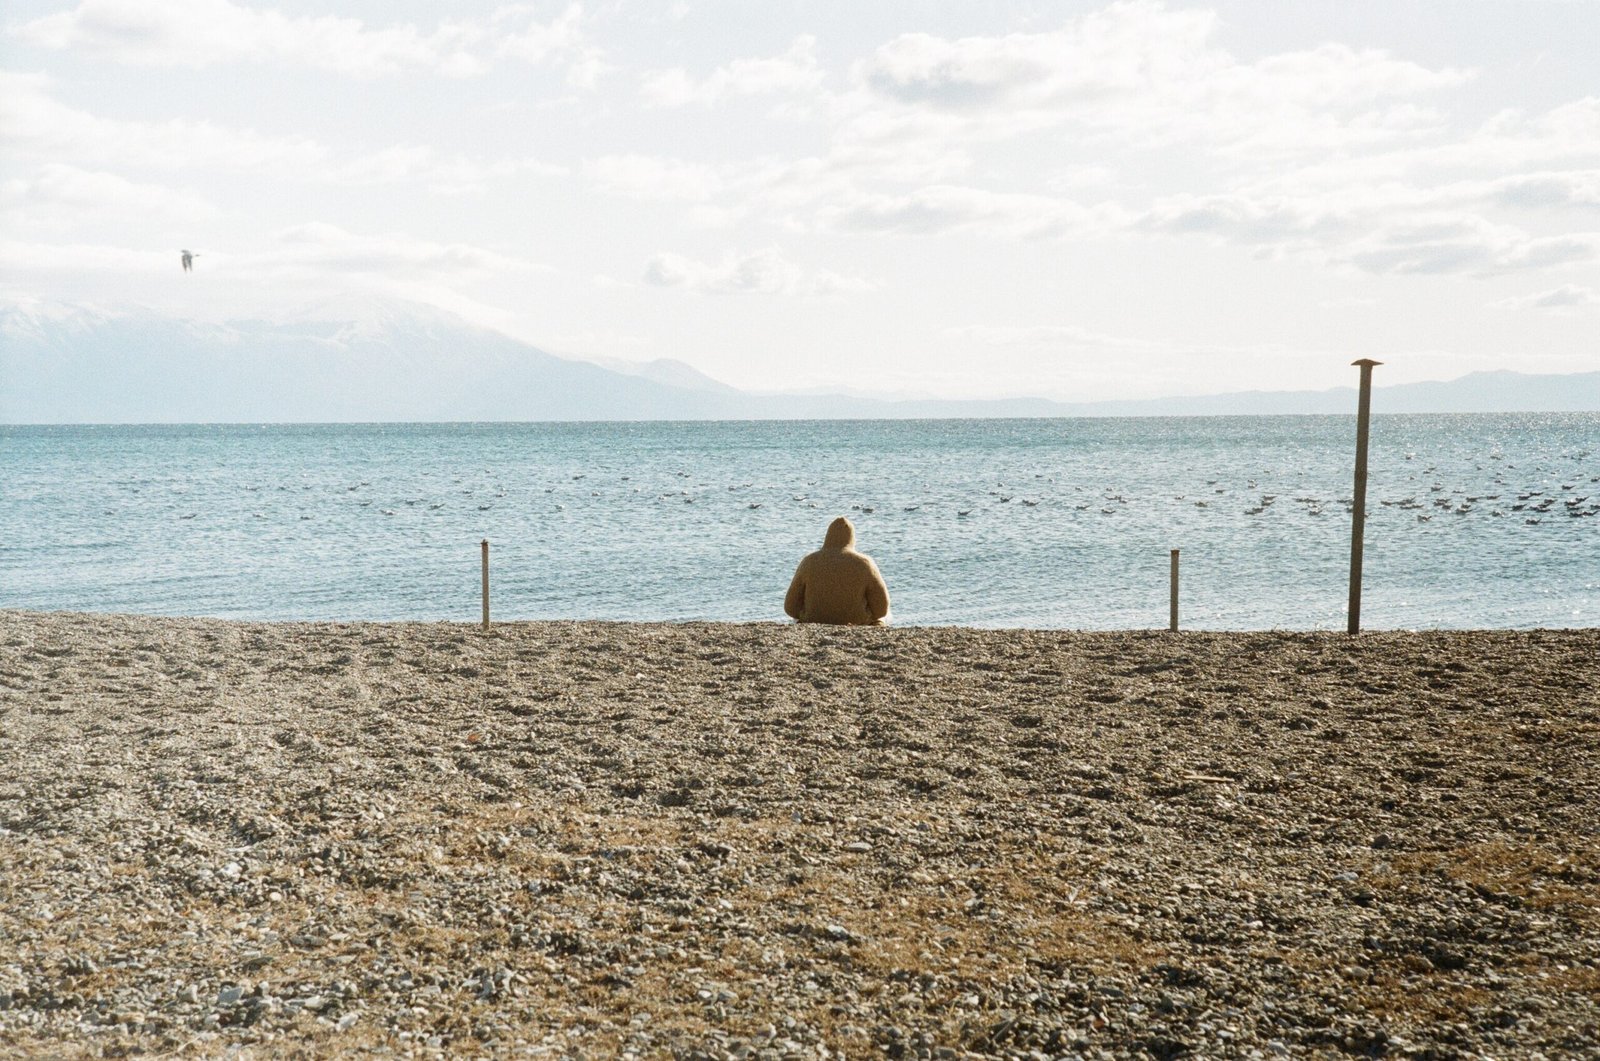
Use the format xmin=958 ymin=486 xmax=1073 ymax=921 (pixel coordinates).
xmin=2 ymin=1 xmax=1597 ymax=409
xmin=5 ymin=293 xmax=1599 ymax=423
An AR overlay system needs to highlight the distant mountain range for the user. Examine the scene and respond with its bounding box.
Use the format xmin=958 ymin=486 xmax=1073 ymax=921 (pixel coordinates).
xmin=3 ymin=298 xmax=1596 ymax=422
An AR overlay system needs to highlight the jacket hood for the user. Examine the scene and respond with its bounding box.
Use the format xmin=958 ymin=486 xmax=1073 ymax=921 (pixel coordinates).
xmin=823 ymin=516 xmax=855 ymax=549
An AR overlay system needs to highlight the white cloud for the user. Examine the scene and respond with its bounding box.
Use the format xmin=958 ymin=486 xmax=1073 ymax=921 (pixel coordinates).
xmin=642 ymin=247 xmax=872 ymax=296
xmin=1487 ymin=170 xmax=1600 ymax=209
xmin=1492 ymin=284 xmax=1599 ymax=311
xmin=0 ymin=238 xmax=167 ymax=276
xmin=1132 ymin=177 xmax=1600 ymax=276
xmin=580 ymin=145 xmax=996 ymax=240
xmin=0 ymin=164 xmax=221 ymax=228
xmin=851 ymin=2 xmax=1470 ymax=153
xmin=1138 ymin=192 xmax=1345 ymax=245
xmin=262 ymin=223 xmax=548 ymax=281
xmin=1 ymin=73 xmax=562 ymax=193
xmin=562 ymin=12 xmax=1591 ymax=276
xmin=1341 ymin=217 xmax=1596 ymax=276
xmin=494 ymin=4 xmax=609 ymax=88
xmin=587 ymin=154 xmax=728 ymax=202
xmin=683 ymin=3 xmax=1497 ymax=257
xmin=326 ymin=147 xmax=565 ymax=194
xmin=860 ymin=5 xmax=1220 ymax=111
xmin=1277 ymin=99 xmax=1600 ymax=192
xmin=822 ymin=185 xmax=1110 ymax=238
xmin=1309 ymin=169 xmax=1600 ymax=217
xmin=1226 ymin=43 xmax=1468 ymax=107
xmin=11 ymin=0 xmax=602 ymax=81
xmin=493 ymin=3 xmax=580 ymax=62
xmin=0 ymin=70 xmax=329 ymax=171
xmin=1517 ymin=96 xmax=1600 ymax=150
xmin=0 ymin=225 xmax=551 ymax=285
xmin=641 ymin=36 xmax=824 ymax=107
xmin=13 ymin=0 xmax=467 ymax=77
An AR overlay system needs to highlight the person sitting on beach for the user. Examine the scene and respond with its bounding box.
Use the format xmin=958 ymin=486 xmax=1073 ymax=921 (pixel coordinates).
xmin=784 ymin=516 xmax=891 ymax=626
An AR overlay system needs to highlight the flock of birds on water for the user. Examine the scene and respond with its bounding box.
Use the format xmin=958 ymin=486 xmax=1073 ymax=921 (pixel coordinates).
xmin=139 ymin=462 xmax=1600 ymax=527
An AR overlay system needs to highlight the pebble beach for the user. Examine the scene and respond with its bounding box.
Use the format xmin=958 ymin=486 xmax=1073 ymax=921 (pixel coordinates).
xmin=1 ymin=610 xmax=1597 ymax=1058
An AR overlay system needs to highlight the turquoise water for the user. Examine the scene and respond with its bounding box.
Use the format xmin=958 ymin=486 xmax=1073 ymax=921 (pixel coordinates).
xmin=1 ymin=416 xmax=1595 ymax=629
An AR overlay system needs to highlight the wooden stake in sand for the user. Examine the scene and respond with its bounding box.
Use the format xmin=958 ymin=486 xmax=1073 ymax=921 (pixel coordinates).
xmin=1169 ymin=549 xmax=1179 ymax=632
xmin=1347 ymin=359 xmax=1381 ymax=635
xmin=481 ymin=538 xmax=490 ymax=630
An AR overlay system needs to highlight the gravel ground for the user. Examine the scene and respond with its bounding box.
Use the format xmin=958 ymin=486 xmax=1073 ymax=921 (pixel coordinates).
xmin=1 ymin=610 xmax=1597 ymax=1059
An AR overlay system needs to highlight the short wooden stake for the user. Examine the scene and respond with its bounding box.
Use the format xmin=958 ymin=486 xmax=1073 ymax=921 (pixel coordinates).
xmin=480 ymin=538 xmax=490 ymax=630
xmin=1347 ymin=359 xmax=1381 ymax=635
xmin=1169 ymin=549 xmax=1179 ymax=632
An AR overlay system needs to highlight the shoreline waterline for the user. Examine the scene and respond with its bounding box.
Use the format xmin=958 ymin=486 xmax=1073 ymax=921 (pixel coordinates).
xmin=5 ymin=606 xmax=1600 ymax=634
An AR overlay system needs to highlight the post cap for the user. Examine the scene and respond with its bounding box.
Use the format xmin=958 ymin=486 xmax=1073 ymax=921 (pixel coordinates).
xmin=1350 ymin=358 xmax=1383 ymax=367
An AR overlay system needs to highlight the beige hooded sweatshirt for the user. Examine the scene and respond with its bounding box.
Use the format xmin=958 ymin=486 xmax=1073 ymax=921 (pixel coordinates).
xmin=784 ymin=516 xmax=891 ymax=625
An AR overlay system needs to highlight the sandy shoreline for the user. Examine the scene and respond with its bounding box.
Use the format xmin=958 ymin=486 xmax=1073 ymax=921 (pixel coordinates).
xmin=1 ymin=611 xmax=1597 ymax=1058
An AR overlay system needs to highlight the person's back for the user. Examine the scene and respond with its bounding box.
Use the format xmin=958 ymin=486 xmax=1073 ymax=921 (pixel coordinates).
xmin=784 ymin=516 xmax=890 ymax=626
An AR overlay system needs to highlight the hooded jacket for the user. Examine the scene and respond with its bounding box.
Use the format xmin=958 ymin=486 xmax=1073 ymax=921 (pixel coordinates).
xmin=783 ymin=517 xmax=891 ymax=625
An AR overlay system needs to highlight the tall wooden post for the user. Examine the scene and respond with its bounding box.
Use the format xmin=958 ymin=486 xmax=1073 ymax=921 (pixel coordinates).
xmin=481 ymin=539 xmax=490 ymax=630
xmin=1169 ymin=549 xmax=1179 ymax=632
xmin=1347 ymin=360 xmax=1381 ymax=635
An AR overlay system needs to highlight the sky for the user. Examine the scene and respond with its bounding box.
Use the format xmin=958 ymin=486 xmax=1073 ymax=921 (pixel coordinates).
xmin=1 ymin=0 xmax=1597 ymax=402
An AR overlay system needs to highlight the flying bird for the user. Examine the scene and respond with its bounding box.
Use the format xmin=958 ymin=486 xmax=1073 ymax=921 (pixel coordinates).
xmin=180 ymin=250 xmax=199 ymax=272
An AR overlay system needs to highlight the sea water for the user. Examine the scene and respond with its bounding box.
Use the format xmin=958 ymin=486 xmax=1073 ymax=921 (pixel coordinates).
xmin=1 ymin=415 xmax=1595 ymax=629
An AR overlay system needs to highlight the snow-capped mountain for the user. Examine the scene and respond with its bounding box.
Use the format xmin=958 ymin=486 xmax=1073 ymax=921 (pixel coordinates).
xmin=2 ymin=297 xmax=1596 ymax=422
xmin=0 ymin=298 xmax=758 ymax=423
